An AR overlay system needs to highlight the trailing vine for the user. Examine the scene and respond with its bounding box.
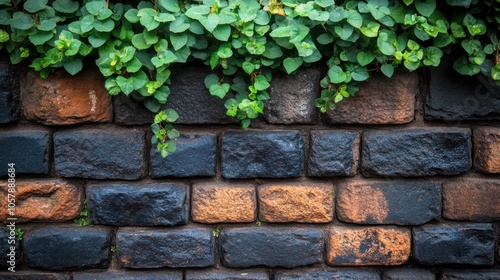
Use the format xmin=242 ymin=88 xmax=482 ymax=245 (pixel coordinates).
xmin=0 ymin=0 xmax=499 ymax=156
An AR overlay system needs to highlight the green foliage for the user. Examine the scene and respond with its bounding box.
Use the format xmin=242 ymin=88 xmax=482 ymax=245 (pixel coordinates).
xmin=14 ymin=228 xmax=23 ymax=241
xmin=74 ymin=199 xmax=91 ymax=227
xmin=1 ymin=0 xmax=499 ymax=156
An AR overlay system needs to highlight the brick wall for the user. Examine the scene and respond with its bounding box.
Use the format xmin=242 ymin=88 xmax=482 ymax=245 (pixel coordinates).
xmin=0 ymin=59 xmax=499 ymax=279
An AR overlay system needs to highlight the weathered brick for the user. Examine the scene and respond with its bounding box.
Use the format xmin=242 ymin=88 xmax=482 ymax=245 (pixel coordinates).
xmin=473 ymin=127 xmax=500 ymax=173
xmin=192 ymin=182 xmax=256 ymax=223
xmin=275 ymin=269 xmax=380 ymax=279
xmin=425 ymin=61 xmax=500 ymax=121
xmin=150 ymin=133 xmax=216 ymax=178
xmin=87 ymin=183 xmax=188 ymax=226
xmin=336 ymin=180 xmax=441 ymax=225
xmin=20 ymin=69 xmax=112 ymax=125
xmin=186 ymin=270 xmax=269 ymax=280
xmin=413 ymin=224 xmax=495 ymax=265
xmin=324 ymin=71 xmax=416 ymax=124
xmin=54 ymin=128 xmax=146 ymax=179
xmin=264 ymin=68 xmax=320 ymax=124
xmin=114 ymin=66 xmax=235 ymax=125
xmin=0 ymin=179 xmax=83 ymax=222
xmin=443 ymin=179 xmax=500 ymax=221
xmin=0 ymin=227 xmax=21 ymax=267
xmin=0 ymin=130 xmax=50 ymax=175
xmin=0 ymin=273 xmax=70 ymax=280
xmin=222 ymin=131 xmax=304 ymax=178
xmin=384 ymin=269 xmax=435 ymax=280
xmin=117 ymin=227 xmax=215 ymax=268
xmin=308 ymin=130 xmax=359 ymax=177
xmin=258 ymin=182 xmax=334 ymax=223
xmin=74 ymin=272 xmax=182 ymax=280
xmin=440 ymin=270 xmax=500 ymax=280
xmin=362 ymin=128 xmax=471 ymax=177
xmin=0 ymin=62 xmax=19 ymax=124
xmin=24 ymin=226 xmax=111 ymax=270
xmin=327 ymin=226 xmax=411 ymax=266
xmin=220 ymin=227 xmax=322 ymax=268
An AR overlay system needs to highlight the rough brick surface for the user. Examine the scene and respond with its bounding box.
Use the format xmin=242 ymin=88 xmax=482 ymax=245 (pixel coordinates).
xmin=150 ymin=133 xmax=216 ymax=178
xmin=362 ymin=128 xmax=471 ymax=177
xmin=0 ymin=273 xmax=69 ymax=280
xmin=87 ymin=183 xmax=188 ymax=226
xmin=117 ymin=227 xmax=215 ymax=268
xmin=327 ymin=226 xmax=411 ymax=266
xmin=54 ymin=128 xmax=146 ymax=179
xmin=336 ymin=180 xmax=441 ymax=225
xmin=0 ymin=180 xmax=83 ymax=222
xmin=74 ymin=272 xmax=182 ymax=280
xmin=324 ymin=71 xmax=417 ymax=124
xmin=258 ymin=182 xmax=334 ymax=223
xmin=440 ymin=270 xmax=500 ymax=280
xmin=0 ymin=62 xmax=19 ymax=123
xmin=186 ymin=270 xmax=269 ymax=280
xmin=24 ymin=226 xmax=111 ymax=270
xmin=191 ymin=182 xmax=256 ymax=223
xmin=222 ymin=131 xmax=304 ymax=178
xmin=443 ymin=179 xmax=500 ymax=221
xmin=21 ymin=69 xmax=112 ymax=125
xmin=308 ymin=130 xmax=360 ymax=177
xmin=425 ymin=61 xmax=500 ymax=121
xmin=220 ymin=227 xmax=323 ymax=268
xmin=473 ymin=127 xmax=500 ymax=173
xmin=383 ymin=269 xmax=435 ymax=280
xmin=275 ymin=269 xmax=380 ymax=279
xmin=265 ymin=68 xmax=320 ymax=124
xmin=0 ymin=228 xmax=21 ymax=267
xmin=0 ymin=130 xmax=50 ymax=175
xmin=413 ymin=224 xmax=495 ymax=265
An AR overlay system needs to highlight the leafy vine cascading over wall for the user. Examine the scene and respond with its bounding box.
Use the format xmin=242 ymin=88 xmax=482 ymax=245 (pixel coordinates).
xmin=1 ymin=0 xmax=499 ymax=156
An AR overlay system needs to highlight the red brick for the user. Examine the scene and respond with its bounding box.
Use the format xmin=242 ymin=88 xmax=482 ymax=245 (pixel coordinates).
xmin=192 ymin=182 xmax=256 ymax=223
xmin=473 ymin=127 xmax=500 ymax=174
xmin=327 ymin=226 xmax=411 ymax=266
xmin=0 ymin=179 xmax=83 ymax=222
xmin=258 ymin=182 xmax=334 ymax=223
xmin=324 ymin=71 xmax=417 ymax=124
xmin=20 ymin=69 xmax=112 ymax=125
xmin=443 ymin=178 xmax=500 ymax=221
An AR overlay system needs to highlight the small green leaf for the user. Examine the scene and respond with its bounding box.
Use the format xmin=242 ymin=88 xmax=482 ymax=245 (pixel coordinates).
xmin=93 ymin=19 xmax=114 ymax=32
xmin=204 ymin=74 xmax=219 ymax=89
xmin=164 ymin=109 xmax=179 ymax=122
xmin=415 ymin=0 xmax=436 ymax=17
xmin=37 ymin=20 xmax=56 ymax=31
xmin=380 ymin=64 xmax=395 ymax=77
xmin=124 ymin=9 xmax=139 ymax=23
xmin=63 ymin=58 xmax=82 ymax=75
xmin=213 ymin=25 xmax=231 ymax=41
xmin=254 ymin=75 xmax=270 ymax=91
xmin=209 ymin=83 xmax=230 ymax=98
xmin=283 ymin=57 xmax=303 ymax=74
xmin=200 ymin=13 xmax=220 ymax=32
xmin=346 ymin=10 xmax=363 ymax=28
xmin=10 ymin=12 xmax=35 ymax=30
xmin=242 ymin=61 xmax=255 ymax=75
xmin=185 ymin=5 xmax=210 ymax=20
xmin=29 ymin=31 xmax=53 ymax=45
xmin=328 ymin=66 xmax=347 ymax=83
xmin=24 ymin=0 xmax=48 ymax=13
xmin=170 ymin=33 xmax=188 ymax=50
xmin=53 ymin=0 xmax=79 ymax=13
xmin=144 ymin=98 xmax=161 ymax=112
xmin=357 ymin=52 xmax=375 ymax=66
xmin=169 ymin=17 xmax=190 ymax=33
xmin=158 ymin=0 xmax=180 ymax=13
xmin=88 ymin=36 xmax=106 ymax=48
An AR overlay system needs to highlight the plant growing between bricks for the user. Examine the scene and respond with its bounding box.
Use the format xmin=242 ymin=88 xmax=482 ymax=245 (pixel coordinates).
xmin=0 ymin=0 xmax=499 ymax=156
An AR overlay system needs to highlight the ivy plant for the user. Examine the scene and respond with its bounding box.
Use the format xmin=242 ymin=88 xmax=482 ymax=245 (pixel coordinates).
xmin=0 ymin=0 xmax=499 ymax=156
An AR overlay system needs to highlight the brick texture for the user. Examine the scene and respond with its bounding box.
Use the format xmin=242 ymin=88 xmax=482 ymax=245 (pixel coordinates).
xmin=185 ymin=270 xmax=269 ymax=280
xmin=74 ymin=272 xmax=182 ymax=280
xmin=191 ymin=182 xmax=256 ymax=223
xmin=0 ymin=62 xmax=19 ymax=123
xmin=258 ymin=182 xmax=334 ymax=223
xmin=0 ymin=228 xmax=21 ymax=267
xmin=0 ymin=179 xmax=83 ymax=222
xmin=327 ymin=226 xmax=411 ymax=266
xmin=383 ymin=269 xmax=435 ymax=280
xmin=21 ymin=69 xmax=112 ymax=125
xmin=275 ymin=269 xmax=380 ymax=279
xmin=336 ymin=180 xmax=441 ymax=225
xmin=443 ymin=179 xmax=500 ymax=221
xmin=473 ymin=127 xmax=500 ymax=173
xmin=0 ymin=130 xmax=50 ymax=175
xmin=440 ymin=270 xmax=500 ymax=280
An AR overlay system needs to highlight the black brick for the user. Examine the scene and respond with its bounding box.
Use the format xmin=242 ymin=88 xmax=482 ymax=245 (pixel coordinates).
xmin=117 ymin=227 xmax=215 ymax=268
xmin=54 ymin=128 xmax=146 ymax=179
xmin=220 ymin=227 xmax=322 ymax=268
xmin=73 ymin=272 xmax=182 ymax=280
xmin=362 ymin=128 xmax=471 ymax=177
xmin=186 ymin=270 xmax=269 ymax=280
xmin=0 ymin=130 xmax=50 ymax=175
xmin=150 ymin=133 xmax=216 ymax=178
xmin=425 ymin=61 xmax=500 ymax=121
xmin=0 ymin=227 xmax=21 ymax=267
xmin=87 ymin=183 xmax=188 ymax=226
xmin=265 ymin=68 xmax=320 ymax=124
xmin=440 ymin=270 xmax=500 ymax=280
xmin=384 ymin=268 xmax=435 ymax=280
xmin=222 ymin=131 xmax=304 ymax=178
xmin=308 ymin=130 xmax=359 ymax=177
xmin=24 ymin=226 xmax=111 ymax=270
xmin=275 ymin=269 xmax=380 ymax=279
xmin=413 ymin=224 xmax=495 ymax=266
xmin=0 ymin=63 xmax=19 ymax=124
xmin=0 ymin=273 xmax=70 ymax=280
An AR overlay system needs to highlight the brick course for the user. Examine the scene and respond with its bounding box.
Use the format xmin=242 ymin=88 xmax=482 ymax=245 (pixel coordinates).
xmin=473 ymin=127 xmax=500 ymax=173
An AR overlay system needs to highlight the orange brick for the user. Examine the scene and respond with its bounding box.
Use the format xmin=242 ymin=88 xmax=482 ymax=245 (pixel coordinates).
xmin=327 ymin=226 xmax=411 ymax=266
xmin=0 ymin=179 xmax=83 ymax=222
xmin=192 ymin=182 xmax=256 ymax=223
xmin=443 ymin=178 xmax=500 ymax=221
xmin=21 ymin=69 xmax=112 ymax=125
xmin=473 ymin=127 xmax=500 ymax=173
xmin=258 ymin=182 xmax=334 ymax=223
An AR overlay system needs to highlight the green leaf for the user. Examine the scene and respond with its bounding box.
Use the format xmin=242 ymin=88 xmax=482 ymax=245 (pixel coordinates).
xmin=124 ymin=9 xmax=139 ymax=23
xmin=138 ymin=8 xmax=160 ymax=31
xmin=453 ymin=56 xmax=480 ymax=76
xmin=328 ymin=66 xmax=347 ymax=83
xmin=242 ymin=61 xmax=255 ymax=75
xmin=185 ymin=5 xmax=210 ymax=20
xmin=357 ymin=52 xmax=375 ymax=66
xmin=423 ymin=46 xmax=443 ymax=67
xmin=132 ymin=34 xmax=150 ymax=50
xmin=204 ymin=74 xmax=219 ymax=89
xmin=53 ymin=0 xmax=79 ymax=13
xmin=360 ymin=21 xmax=380 ymax=37
xmin=163 ymin=109 xmax=179 ymax=122
xmin=445 ymin=0 xmax=471 ymax=7
xmin=86 ymin=1 xmax=106 ymax=16
xmin=346 ymin=10 xmax=363 ymax=28
xmin=63 ymin=58 xmax=82 ymax=75
xmin=263 ymin=42 xmax=283 ymax=59
xmin=209 ymin=83 xmax=230 ymax=98
xmin=125 ymin=57 xmax=142 ymax=73
xmin=461 ymin=39 xmax=482 ymax=55
xmin=217 ymin=43 xmax=233 ymax=58
xmin=213 ymin=25 xmax=231 ymax=41
xmin=200 ymin=13 xmax=219 ymax=32
xmin=29 ymin=31 xmax=53 ymax=45
xmin=144 ymin=98 xmax=161 ymax=112
xmin=492 ymin=64 xmax=500 ymax=81
xmin=254 ymin=75 xmax=270 ymax=91
xmin=377 ymin=29 xmax=396 ymax=55
xmin=24 ymin=0 xmax=47 ymax=13
xmin=88 ymin=36 xmax=106 ymax=48
xmin=283 ymin=57 xmax=303 ymax=74
xmin=38 ymin=20 xmax=56 ymax=31
xmin=351 ymin=66 xmax=369 ymax=81
xmin=155 ymin=13 xmax=175 ymax=22
xmin=158 ymin=0 xmax=180 ymax=13
xmin=80 ymin=14 xmax=94 ymax=33
xmin=169 ymin=17 xmax=190 ymax=33
xmin=10 ymin=12 xmax=35 ymax=30
xmin=315 ymin=0 xmax=335 ymax=8
xmin=415 ymin=0 xmax=436 ymax=17
xmin=380 ymin=64 xmax=394 ymax=77
xmin=335 ymin=24 xmax=354 ymax=40
xmin=116 ymin=76 xmax=134 ymax=94
xmin=170 ymin=33 xmax=188 ymax=50
xmin=93 ymin=19 xmax=114 ymax=32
